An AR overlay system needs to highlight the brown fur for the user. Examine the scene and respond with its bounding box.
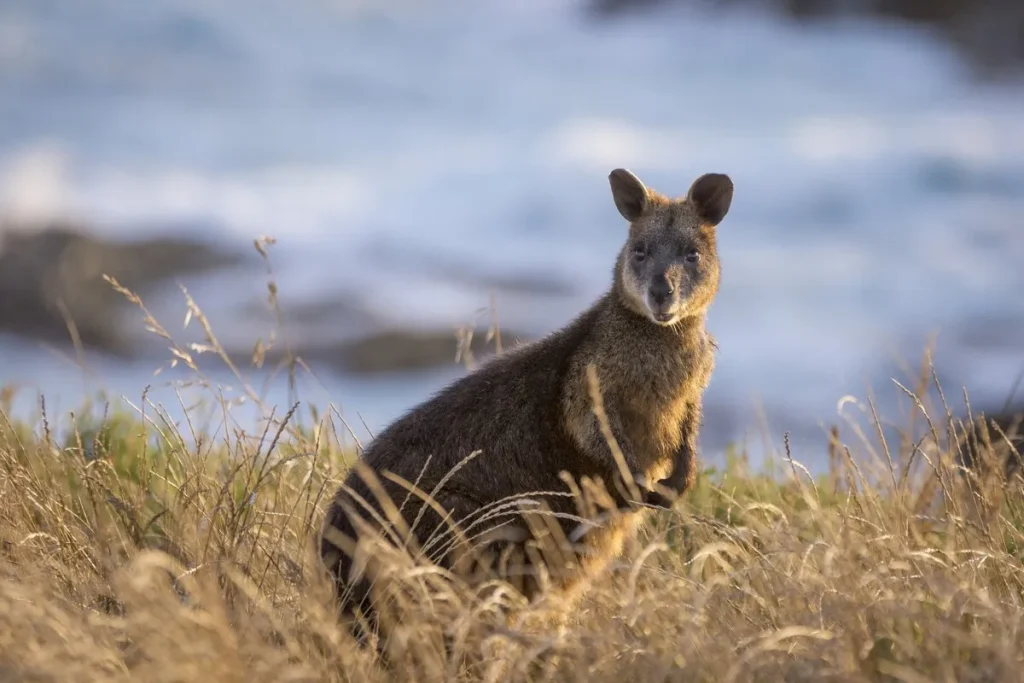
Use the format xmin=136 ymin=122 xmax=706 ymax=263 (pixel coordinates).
xmin=319 ymin=167 xmax=734 ymax=644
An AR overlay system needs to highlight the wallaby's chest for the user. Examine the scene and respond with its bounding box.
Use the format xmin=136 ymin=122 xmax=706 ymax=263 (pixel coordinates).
xmin=617 ymin=331 xmax=714 ymax=462
xmin=621 ymin=331 xmax=713 ymax=406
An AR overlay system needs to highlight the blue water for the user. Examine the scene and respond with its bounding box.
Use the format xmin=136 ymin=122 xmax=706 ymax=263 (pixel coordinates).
xmin=1 ymin=0 xmax=1023 ymax=467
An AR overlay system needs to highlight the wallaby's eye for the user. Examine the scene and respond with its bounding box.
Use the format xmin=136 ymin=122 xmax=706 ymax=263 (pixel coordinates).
xmin=632 ymin=246 xmax=647 ymax=262
xmin=685 ymin=250 xmax=700 ymax=263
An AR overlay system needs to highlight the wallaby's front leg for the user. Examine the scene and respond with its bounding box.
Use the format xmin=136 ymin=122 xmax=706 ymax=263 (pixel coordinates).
xmin=582 ymin=405 xmax=648 ymax=508
xmin=568 ymin=364 xmax=647 ymax=508
xmin=567 ymin=404 xmax=650 ymax=544
xmin=644 ymin=401 xmax=700 ymax=509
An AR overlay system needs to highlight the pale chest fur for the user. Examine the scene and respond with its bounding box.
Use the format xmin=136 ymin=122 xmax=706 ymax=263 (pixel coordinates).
xmin=608 ymin=326 xmax=714 ymax=472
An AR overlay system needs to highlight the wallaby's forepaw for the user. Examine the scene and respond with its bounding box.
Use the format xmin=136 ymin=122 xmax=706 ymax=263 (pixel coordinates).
xmin=571 ymin=480 xmax=679 ymax=543
xmin=624 ymin=475 xmax=676 ymax=510
xmin=606 ymin=475 xmax=682 ymax=514
xmin=642 ymin=490 xmax=674 ymax=509
xmin=642 ymin=479 xmax=681 ymax=509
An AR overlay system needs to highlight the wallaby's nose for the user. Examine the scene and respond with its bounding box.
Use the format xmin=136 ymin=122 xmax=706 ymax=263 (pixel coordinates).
xmin=649 ymin=276 xmax=673 ymax=305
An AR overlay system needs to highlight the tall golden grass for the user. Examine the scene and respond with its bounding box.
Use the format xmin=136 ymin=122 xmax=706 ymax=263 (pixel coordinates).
xmin=1 ymin=241 xmax=1022 ymax=682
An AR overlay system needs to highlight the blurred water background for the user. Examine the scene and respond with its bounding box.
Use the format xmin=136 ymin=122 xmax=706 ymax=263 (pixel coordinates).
xmin=1 ymin=0 xmax=1022 ymax=468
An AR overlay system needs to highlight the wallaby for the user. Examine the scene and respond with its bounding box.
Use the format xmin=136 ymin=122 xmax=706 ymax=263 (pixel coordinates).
xmin=320 ymin=167 xmax=733 ymax=645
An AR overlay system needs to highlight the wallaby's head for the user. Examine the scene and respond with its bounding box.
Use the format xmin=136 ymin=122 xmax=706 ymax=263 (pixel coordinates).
xmin=608 ymin=168 xmax=733 ymax=326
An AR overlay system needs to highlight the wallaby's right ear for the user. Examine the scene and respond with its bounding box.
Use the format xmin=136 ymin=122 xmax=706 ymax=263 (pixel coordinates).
xmin=608 ymin=168 xmax=648 ymax=222
xmin=687 ymin=173 xmax=733 ymax=227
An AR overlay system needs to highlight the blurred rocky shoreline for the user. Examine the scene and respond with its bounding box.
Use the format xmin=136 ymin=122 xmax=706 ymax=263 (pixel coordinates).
xmin=0 ymin=221 xmax=244 ymax=356
xmin=0 ymin=220 xmax=534 ymax=378
xmin=589 ymin=0 xmax=1024 ymax=76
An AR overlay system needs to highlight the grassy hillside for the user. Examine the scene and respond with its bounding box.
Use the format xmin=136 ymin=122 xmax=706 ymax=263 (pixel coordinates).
xmin=1 ymin=275 xmax=1022 ymax=682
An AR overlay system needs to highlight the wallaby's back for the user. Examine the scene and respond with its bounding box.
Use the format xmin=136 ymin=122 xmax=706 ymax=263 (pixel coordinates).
xmin=320 ymin=304 xmax=603 ymax=622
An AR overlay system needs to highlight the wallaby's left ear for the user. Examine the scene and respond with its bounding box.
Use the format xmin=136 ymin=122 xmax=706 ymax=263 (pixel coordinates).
xmin=687 ymin=173 xmax=733 ymax=227
xmin=608 ymin=168 xmax=649 ymax=222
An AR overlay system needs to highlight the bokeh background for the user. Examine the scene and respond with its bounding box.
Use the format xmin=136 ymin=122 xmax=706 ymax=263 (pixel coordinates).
xmin=1 ymin=0 xmax=1022 ymax=469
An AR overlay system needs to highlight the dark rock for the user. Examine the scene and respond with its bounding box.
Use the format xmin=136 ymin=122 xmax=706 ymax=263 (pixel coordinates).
xmin=237 ymin=294 xmax=383 ymax=337
xmin=0 ymin=220 xmax=246 ymax=356
xmin=224 ymin=325 xmax=534 ymax=377
xmin=326 ymin=326 xmax=531 ymax=375
xmin=586 ymin=0 xmax=1024 ymax=75
xmin=588 ymin=0 xmax=671 ymax=16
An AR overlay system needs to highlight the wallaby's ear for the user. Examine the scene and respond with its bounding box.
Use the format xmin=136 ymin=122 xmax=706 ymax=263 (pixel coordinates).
xmin=687 ymin=173 xmax=733 ymax=227
xmin=608 ymin=168 xmax=648 ymax=222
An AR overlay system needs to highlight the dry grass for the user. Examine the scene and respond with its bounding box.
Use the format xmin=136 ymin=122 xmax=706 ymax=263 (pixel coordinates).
xmin=1 ymin=244 xmax=1023 ymax=682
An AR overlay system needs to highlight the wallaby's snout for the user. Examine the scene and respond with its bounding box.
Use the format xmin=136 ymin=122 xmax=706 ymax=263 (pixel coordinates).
xmin=647 ymin=270 xmax=677 ymax=322
xmin=642 ymin=259 xmax=692 ymax=325
xmin=649 ymin=273 xmax=673 ymax=305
